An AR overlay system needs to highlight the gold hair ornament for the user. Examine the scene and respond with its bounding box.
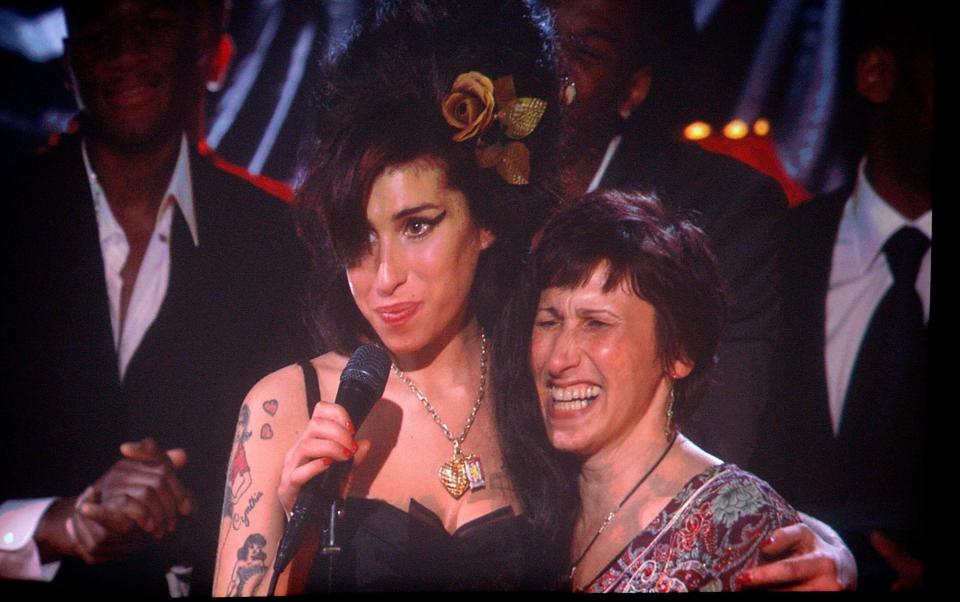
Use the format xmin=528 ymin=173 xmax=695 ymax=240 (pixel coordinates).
xmin=441 ymin=71 xmax=547 ymax=185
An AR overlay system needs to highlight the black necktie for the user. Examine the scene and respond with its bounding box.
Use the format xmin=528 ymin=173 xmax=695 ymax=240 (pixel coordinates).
xmin=838 ymin=225 xmax=929 ymax=522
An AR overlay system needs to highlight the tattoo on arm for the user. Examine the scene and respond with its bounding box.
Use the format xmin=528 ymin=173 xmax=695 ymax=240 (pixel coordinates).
xmin=225 ymin=532 xmax=269 ymax=597
xmin=224 ymin=405 xmax=254 ymax=524
xmin=259 ymin=400 xmax=278 ymax=440
xmin=241 ymin=491 xmax=264 ymax=528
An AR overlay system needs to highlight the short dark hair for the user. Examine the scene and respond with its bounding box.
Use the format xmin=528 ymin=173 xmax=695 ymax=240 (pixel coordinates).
xmin=492 ymin=188 xmax=725 ymax=578
xmin=530 ymin=189 xmax=724 ymax=416
xmin=296 ymin=0 xmax=562 ymax=354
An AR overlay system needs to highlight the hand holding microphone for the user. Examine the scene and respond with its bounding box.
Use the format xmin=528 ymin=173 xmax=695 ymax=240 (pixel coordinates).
xmin=273 ymin=345 xmax=391 ymax=579
xmin=277 ymin=404 xmax=365 ymax=520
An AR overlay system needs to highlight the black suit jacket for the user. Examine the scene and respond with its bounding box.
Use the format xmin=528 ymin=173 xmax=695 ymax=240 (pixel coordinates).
xmin=600 ymin=129 xmax=788 ymax=465
xmin=2 ymin=134 xmax=312 ymax=595
xmin=751 ymin=186 xmax=925 ymax=588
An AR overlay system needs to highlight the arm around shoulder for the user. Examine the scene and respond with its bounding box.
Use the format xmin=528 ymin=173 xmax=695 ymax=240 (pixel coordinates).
xmin=697 ymin=468 xmax=801 ymax=590
xmin=736 ymin=507 xmax=856 ymax=590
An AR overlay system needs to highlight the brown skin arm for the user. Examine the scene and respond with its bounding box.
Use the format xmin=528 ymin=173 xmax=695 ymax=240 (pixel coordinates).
xmin=35 ymin=438 xmax=190 ymax=565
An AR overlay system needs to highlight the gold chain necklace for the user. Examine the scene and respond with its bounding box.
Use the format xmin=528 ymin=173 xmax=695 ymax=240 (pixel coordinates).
xmin=391 ymin=330 xmax=488 ymax=499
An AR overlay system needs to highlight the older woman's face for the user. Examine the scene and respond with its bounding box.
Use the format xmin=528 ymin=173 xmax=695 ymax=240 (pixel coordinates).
xmin=530 ymin=265 xmax=685 ymax=457
xmin=347 ymin=161 xmax=494 ymax=356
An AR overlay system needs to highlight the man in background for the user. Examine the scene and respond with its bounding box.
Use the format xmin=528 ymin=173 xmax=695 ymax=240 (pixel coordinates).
xmin=1 ymin=0 xmax=309 ymax=595
xmin=754 ymin=3 xmax=932 ymax=590
xmin=548 ymin=0 xmax=788 ymax=466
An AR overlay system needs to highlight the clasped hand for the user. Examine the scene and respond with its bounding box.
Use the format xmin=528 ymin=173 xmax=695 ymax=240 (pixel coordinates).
xmin=38 ymin=437 xmax=192 ymax=565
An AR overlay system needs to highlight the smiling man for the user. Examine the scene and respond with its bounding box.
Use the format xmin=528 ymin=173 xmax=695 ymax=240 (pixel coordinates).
xmin=1 ymin=0 xmax=308 ymax=595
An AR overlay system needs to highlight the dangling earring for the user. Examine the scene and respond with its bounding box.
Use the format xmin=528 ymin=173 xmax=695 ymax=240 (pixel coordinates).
xmin=560 ymin=76 xmax=577 ymax=106
xmin=664 ymin=383 xmax=676 ymax=439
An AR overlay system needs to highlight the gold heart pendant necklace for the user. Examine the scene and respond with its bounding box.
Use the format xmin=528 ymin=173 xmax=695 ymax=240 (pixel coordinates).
xmin=392 ymin=331 xmax=488 ymax=499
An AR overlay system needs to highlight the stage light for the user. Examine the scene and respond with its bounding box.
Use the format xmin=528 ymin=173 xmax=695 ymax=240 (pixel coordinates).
xmin=683 ymin=121 xmax=712 ymax=140
xmin=723 ymin=119 xmax=749 ymax=139
xmin=753 ymin=118 xmax=771 ymax=136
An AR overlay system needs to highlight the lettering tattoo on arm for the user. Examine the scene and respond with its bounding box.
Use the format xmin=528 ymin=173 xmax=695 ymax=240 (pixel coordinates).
xmin=241 ymin=491 xmax=264 ymax=528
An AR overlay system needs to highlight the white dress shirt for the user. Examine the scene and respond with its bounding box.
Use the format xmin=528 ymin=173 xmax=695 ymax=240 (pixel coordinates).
xmin=0 ymin=134 xmax=199 ymax=582
xmin=87 ymin=134 xmax=200 ymax=379
xmin=824 ymin=159 xmax=931 ymax=434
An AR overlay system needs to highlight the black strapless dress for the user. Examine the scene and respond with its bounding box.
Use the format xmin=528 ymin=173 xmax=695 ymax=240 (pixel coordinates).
xmin=296 ymin=360 xmax=561 ymax=592
xmin=306 ymin=497 xmax=551 ymax=591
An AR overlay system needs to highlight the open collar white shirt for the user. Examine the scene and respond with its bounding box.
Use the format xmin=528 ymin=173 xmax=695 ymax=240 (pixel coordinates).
xmin=824 ymin=159 xmax=931 ymax=434
xmin=0 ymin=133 xmax=200 ymax=583
xmin=83 ymin=133 xmax=200 ymax=380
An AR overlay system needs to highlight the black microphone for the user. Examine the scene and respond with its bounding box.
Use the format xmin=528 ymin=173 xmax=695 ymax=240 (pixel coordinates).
xmin=272 ymin=344 xmax=391 ymax=580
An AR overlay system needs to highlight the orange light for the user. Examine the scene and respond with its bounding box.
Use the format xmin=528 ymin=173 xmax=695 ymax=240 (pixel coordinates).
xmin=683 ymin=121 xmax=712 ymax=141
xmin=753 ymin=118 xmax=771 ymax=136
xmin=723 ymin=119 xmax=749 ymax=139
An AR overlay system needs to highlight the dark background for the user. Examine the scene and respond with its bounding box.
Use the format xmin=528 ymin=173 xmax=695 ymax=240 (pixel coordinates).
xmin=0 ymin=0 xmax=907 ymax=197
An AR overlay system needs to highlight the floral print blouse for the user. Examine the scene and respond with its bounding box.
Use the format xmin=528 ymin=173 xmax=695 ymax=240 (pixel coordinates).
xmin=583 ymin=464 xmax=800 ymax=592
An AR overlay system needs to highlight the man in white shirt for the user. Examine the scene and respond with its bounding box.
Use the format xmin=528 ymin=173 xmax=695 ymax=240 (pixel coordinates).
xmin=754 ymin=4 xmax=932 ymax=590
xmin=1 ymin=0 xmax=308 ymax=595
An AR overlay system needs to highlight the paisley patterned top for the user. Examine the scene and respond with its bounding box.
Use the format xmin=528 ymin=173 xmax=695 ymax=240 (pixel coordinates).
xmin=584 ymin=464 xmax=800 ymax=592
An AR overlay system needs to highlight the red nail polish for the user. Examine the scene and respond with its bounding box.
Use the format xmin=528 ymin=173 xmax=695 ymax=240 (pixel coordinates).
xmin=764 ymin=534 xmax=776 ymax=547
xmin=346 ymin=420 xmax=356 ymax=435
xmin=736 ymin=573 xmax=751 ymax=588
xmin=322 ymin=458 xmax=333 ymax=466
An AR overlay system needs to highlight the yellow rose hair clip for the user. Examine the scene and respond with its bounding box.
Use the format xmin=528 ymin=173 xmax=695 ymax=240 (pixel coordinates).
xmin=441 ymin=71 xmax=547 ymax=185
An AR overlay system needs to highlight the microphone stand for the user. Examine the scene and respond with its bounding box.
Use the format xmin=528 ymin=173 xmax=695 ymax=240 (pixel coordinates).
xmin=265 ymin=496 xmax=344 ymax=596
xmin=264 ymin=343 xmax=389 ymax=595
xmin=320 ymin=498 xmax=343 ymax=594
xmin=266 ymin=485 xmax=348 ymax=596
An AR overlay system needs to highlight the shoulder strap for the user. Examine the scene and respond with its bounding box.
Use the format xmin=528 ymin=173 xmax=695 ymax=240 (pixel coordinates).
xmin=298 ymin=359 xmax=321 ymax=416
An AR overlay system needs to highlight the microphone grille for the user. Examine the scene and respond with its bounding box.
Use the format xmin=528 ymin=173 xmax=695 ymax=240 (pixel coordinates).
xmin=340 ymin=344 xmax=391 ymax=396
